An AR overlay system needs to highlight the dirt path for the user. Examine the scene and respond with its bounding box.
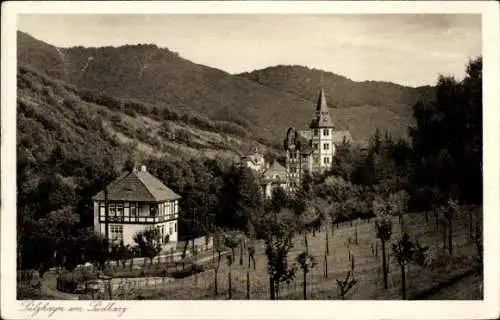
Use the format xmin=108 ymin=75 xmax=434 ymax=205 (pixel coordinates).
xmin=40 ymin=271 xmax=79 ymax=300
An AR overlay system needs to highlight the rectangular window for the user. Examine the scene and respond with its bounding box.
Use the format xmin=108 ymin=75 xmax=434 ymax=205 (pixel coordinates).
xmin=323 ymin=157 xmax=330 ymax=164
xmin=150 ymin=204 xmax=157 ymax=217
xmin=130 ymin=203 xmax=137 ymax=217
xmin=323 ymin=143 xmax=329 ymax=150
xmin=313 ymin=156 xmax=320 ymax=164
xmin=109 ymin=203 xmax=116 ymax=216
xmin=175 ymin=222 xmax=177 ymax=233
xmin=169 ymin=224 xmax=173 ymax=235
xmin=313 ymin=143 xmax=319 ymax=150
xmin=116 ymin=203 xmax=124 ymax=217
xmin=323 ymin=129 xmax=329 ymax=136
xmin=313 ymin=129 xmax=319 ymax=136
xmin=290 ymin=167 xmax=297 ymax=173
xmin=109 ymin=224 xmax=123 ymax=242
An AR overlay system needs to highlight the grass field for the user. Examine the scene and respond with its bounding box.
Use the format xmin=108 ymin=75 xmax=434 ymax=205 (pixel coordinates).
xmin=112 ymin=207 xmax=483 ymax=300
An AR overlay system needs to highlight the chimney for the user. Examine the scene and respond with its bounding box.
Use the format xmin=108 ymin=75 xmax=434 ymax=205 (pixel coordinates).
xmin=141 ymin=165 xmax=147 ymax=172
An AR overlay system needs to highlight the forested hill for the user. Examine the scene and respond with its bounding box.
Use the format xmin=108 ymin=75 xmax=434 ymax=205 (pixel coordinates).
xmin=238 ymin=65 xmax=435 ymax=117
xmin=238 ymin=65 xmax=436 ymax=141
xmin=17 ymin=31 xmax=316 ymax=145
xmin=17 ymin=31 xmax=434 ymax=144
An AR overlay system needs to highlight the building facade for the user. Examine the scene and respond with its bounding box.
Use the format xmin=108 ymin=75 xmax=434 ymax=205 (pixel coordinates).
xmin=240 ymin=148 xmax=269 ymax=174
xmin=284 ymin=88 xmax=352 ymax=190
xmin=261 ymin=161 xmax=288 ymax=199
xmin=92 ymin=165 xmax=181 ymax=246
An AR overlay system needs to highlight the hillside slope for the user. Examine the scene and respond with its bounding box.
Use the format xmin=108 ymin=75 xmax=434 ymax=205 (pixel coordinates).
xmin=238 ymin=65 xmax=435 ymax=117
xmin=18 ymin=31 xmax=430 ymax=145
xmin=17 ymin=31 xmax=319 ymax=144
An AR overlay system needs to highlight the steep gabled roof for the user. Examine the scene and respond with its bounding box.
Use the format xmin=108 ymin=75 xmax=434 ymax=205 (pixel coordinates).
xmin=310 ymin=88 xmax=335 ymax=128
xmin=263 ymin=161 xmax=287 ymax=178
xmin=92 ymin=168 xmax=181 ymax=202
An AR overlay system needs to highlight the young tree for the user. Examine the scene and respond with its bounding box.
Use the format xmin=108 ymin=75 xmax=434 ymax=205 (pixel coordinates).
xmin=336 ymin=270 xmax=357 ymax=300
xmin=392 ymin=233 xmax=429 ymax=299
xmin=373 ymin=210 xmax=393 ymax=290
xmin=260 ymin=208 xmax=297 ymax=300
xmin=444 ymin=198 xmax=459 ymax=255
xmin=133 ymin=228 xmax=162 ymax=265
xmin=295 ymin=251 xmax=317 ymax=300
xmin=226 ymin=253 xmax=233 ymax=299
xmin=223 ymin=230 xmax=242 ymax=262
xmin=388 ymin=190 xmax=409 ymax=233
xmin=296 ymin=204 xmax=321 ymax=253
xmin=212 ymin=230 xmax=225 ymax=296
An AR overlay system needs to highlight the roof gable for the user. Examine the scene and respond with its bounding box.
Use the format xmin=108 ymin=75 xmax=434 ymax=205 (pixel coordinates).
xmin=92 ymin=169 xmax=181 ymax=202
xmin=263 ymin=162 xmax=287 ymax=178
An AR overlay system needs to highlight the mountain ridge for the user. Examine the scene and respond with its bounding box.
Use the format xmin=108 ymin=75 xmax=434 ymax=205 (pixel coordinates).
xmin=17 ymin=31 xmax=433 ymax=146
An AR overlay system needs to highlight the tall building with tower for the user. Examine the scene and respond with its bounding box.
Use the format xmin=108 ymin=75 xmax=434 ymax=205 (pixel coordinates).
xmin=284 ymin=88 xmax=352 ymax=191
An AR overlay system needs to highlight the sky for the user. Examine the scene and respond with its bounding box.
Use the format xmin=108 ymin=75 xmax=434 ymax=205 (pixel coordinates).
xmin=17 ymin=14 xmax=482 ymax=87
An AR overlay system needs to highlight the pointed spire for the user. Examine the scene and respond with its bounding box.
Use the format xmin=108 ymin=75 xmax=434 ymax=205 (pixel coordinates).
xmin=316 ymin=88 xmax=329 ymax=113
xmin=310 ymin=88 xmax=334 ymax=128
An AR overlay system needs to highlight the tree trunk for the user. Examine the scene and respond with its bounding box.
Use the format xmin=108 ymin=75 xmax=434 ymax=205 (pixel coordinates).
xmin=246 ymin=270 xmax=250 ymax=300
xmin=107 ymin=280 xmax=113 ymax=300
xmin=303 ymin=270 xmax=307 ymax=300
xmin=381 ymin=240 xmax=388 ymax=290
xmin=231 ymin=248 xmax=235 ymax=262
xmin=443 ymin=224 xmax=447 ymax=251
xmin=448 ymin=220 xmax=453 ymax=255
xmin=326 ymin=231 xmax=329 ymax=255
xmin=269 ymin=275 xmax=275 ymax=300
xmin=324 ymin=254 xmax=328 ymax=279
xmin=354 ymin=227 xmax=358 ymax=245
xmin=228 ymin=269 xmax=232 ymax=299
xmin=214 ymin=271 xmax=218 ymax=296
xmin=469 ymin=210 xmax=473 ymax=243
xmin=304 ymin=234 xmax=309 ymax=254
xmin=401 ymin=264 xmax=406 ymax=300
xmin=239 ymin=243 xmax=243 ymax=266
xmin=331 ymin=222 xmax=334 ymax=236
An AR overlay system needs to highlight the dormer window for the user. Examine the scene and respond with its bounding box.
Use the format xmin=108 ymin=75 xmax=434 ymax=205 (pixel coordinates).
xmin=323 ymin=129 xmax=329 ymax=136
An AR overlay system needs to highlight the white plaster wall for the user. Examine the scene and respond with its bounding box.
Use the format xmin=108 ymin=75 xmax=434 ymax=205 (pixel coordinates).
xmin=93 ymin=201 xmax=100 ymax=234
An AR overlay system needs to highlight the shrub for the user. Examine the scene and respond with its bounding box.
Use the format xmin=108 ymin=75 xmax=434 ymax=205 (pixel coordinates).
xmin=170 ymin=263 xmax=205 ymax=279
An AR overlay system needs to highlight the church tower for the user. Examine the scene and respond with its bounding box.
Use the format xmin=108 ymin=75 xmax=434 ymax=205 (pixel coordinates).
xmin=310 ymin=88 xmax=335 ymax=172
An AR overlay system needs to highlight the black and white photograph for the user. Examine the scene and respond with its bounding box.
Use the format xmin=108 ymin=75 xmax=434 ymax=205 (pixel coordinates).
xmin=2 ymin=1 xmax=499 ymax=319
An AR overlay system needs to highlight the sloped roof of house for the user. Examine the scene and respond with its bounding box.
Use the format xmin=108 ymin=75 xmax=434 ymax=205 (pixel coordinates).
xmin=92 ymin=167 xmax=181 ymax=202
xmin=332 ymin=130 xmax=353 ymax=145
xmin=263 ymin=161 xmax=287 ymax=179
xmin=297 ymin=130 xmax=312 ymax=141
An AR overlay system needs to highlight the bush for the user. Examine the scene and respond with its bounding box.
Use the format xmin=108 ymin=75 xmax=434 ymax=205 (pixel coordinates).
xmin=169 ymin=263 xmax=205 ymax=279
xmin=57 ymin=268 xmax=98 ymax=293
